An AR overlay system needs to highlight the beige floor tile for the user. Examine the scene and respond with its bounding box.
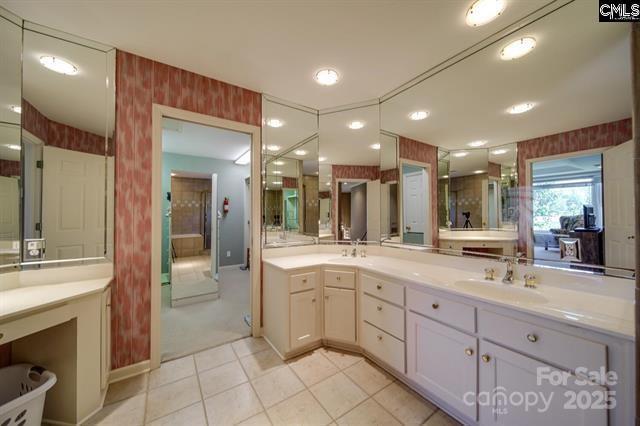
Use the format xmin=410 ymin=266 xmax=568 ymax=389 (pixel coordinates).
xmin=240 ymin=348 xmax=285 ymax=379
xmin=336 ymin=398 xmax=401 ymax=426
xmin=309 ymin=372 xmax=368 ymax=419
xmin=373 ymin=382 xmax=436 ymax=425
xmin=233 ymin=336 xmax=270 ymax=358
xmin=288 ymin=350 xmax=340 ymax=387
xmin=148 ymin=355 xmax=196 ymax=389
xmin=199 ymin=360 xmax=248 ymax=398
xmin=343 ymin=360 xmax=393 ymax=395
xmin=145 ymin=376 xmax=201 ymax=422
xmin=266 ymin=390 xmax=332 ymax=426
xmin=204 ymin=382 xmax=264 ymax=425
xmin=317 ymin=348 xmax=362 ymax=370
xmin=146 ymin=402 xmax=207 ymax=426
xmin=85 ymin=393 xmax=146 ymax=425
xmin=251 ymin=367 xmax=305 ymax=408
xmin=422 ymin=410 xmax=462 ymax=426
xmin=104 ymin=373 xmax=149 ymax=405
xmin=194 ymin=343 xmax=237 ymax=372
xmin=237 ymin=411 xmax=272 ymax=425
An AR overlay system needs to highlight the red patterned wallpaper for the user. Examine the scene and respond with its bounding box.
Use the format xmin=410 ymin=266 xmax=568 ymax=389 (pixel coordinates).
xmin=398 ymin=136 xmax=439 ymax=246
xmin=516 ymin=118 xmax=632 ymax=252
xmin=488 ymin=162 xmax=501 ymax=179
xmin=0 ymin=160 xmax=20 ymax=177
xmin=331 ymin=165 xmax=380 ymax=238
xmin=113 ymin=50 xmax=261 ymax=369
xmin=282 ymin=177 xmax=298 ymax=189
xmin=318 ymin=191 xmax=331 ymax=199
xmin=380 ymin=168 xmax=399 ymax=184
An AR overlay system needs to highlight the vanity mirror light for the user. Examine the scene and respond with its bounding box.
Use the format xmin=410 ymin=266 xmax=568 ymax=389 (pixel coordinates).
xmin=380 ymin=0 xmax=633 ymax=276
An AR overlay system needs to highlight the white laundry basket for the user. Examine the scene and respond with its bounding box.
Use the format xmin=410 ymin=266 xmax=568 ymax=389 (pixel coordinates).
xmin=0 ymin=364 xmax=57 ymax=426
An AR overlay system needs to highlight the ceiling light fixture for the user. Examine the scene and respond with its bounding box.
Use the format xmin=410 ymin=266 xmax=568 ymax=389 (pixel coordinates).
xmin=500 ymin=37 xmax=537 ymax=60
xmin=272 ymin=170 xmax=282 ymax=175
xmin=370 ymin=143 xmax=381 ymax=150
xmin=465 ymin=0 xmax=506 ymax=27
xmin=452 ymin=151 xmax=468 ymax=158
xmin=491 ymin=148 xmax=508 ymax=155
xmin=442 ymin=175 xmax=449 ymax=179
xmin=326 ymin=182 xmax=331 ymax=186
xmin=348 ymin=121 xmax=365 ymax=130
xmin=9 ymin=105 xmax=21 ymax=114
xmin=409 ymin=111 xmax=429 ymax=121
xmin=294 ymin=150 xmax=307 ymax=156
xmin=273 ymin=181 xmax=283 ymax=185
xmin=314 ymin=68 xmax=339 ymax=86
xmin=266 ymin=118 xmax=284 ymax=128
xmin=508 ymin=102 xmax=534 ymax=114
xmin=319 ymin=156 xmax=327 ymax=162
xmin=266 ymin=145 xmax=281 ymax=152
xmin=273 ymin=160 xmax=285 ymax=166
xmin=170 ymin=172 xmax=176 ymax=177
xmin=474 ymin=170 xmax=485 ymax=174
xmin=39 ymin=55 xmax=78 ymax=75
xmin=4 ymin=144 xmax=21 ymax=151
xmin=467 ymin=140 xmax=487 ymax=147
xmin=234 ymin=150 xmax=251 ymax=165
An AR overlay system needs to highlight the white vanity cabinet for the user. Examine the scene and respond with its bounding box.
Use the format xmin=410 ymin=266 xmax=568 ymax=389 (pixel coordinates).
xmin=323 ymin=268 xmax=357 ymax=344
xmin=290 ymin=288 xmax=320 ymax=350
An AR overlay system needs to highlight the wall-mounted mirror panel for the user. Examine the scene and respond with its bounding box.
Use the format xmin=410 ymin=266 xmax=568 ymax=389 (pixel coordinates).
xmin=21 ymin=22 xmax=115 ymax=265
xmin=380 ymin=0 xmax=633 ymax=276
xmin=262 ymin=96 xmax=318 ymax=245
xmin=319 ymin=103 xmax=380 ymax=242
xmin=0 ymin=8 xmax=22 ymax=268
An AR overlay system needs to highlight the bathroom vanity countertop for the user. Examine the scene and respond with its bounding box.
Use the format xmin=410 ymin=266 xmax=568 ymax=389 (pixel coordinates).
xmin=438 ymin=234 xmax=518 ymax=241
xmin=264 ymin=253 xmax=634 ymax=340
xmin=0 ymin=277 xmax=111 ymax=323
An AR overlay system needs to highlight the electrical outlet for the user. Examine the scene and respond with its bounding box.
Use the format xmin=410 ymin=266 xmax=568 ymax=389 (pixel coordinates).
xmin=226 ymin=250 xmax=231 ymax=257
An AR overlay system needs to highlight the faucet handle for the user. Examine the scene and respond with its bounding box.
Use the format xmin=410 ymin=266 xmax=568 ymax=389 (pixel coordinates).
xmin=524 ymin=273 xmax=537 ymax=289
xmin=484 ymin=268 xmax=495 ymax=280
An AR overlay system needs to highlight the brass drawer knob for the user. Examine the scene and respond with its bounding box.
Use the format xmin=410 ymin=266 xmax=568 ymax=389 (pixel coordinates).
xmin=464 ymin=348 xmax=474 ymax=356
xmin=376 ymin=284 xmax=382 ymax=290
xmin=302 ymin=279 xmax=307 ymax=283
xmin=311 ymin=298 xmax=316 ymax=303
xmin=377 ymin=305 xmax=382 ymax=311
xmin=432 ymin=303 xmax=439 ymax=309
xmin=377 ymin=334 xmax=383 ymax=341
xmin=526 ymin=333 xmax=538 ymax=343
xmin=481 ymin=354 xmax=491 ymax=363
xmin=336 ymin=276 xmax=341 ymax=281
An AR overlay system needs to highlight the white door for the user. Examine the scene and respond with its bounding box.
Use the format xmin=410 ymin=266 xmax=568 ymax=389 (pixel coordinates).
xmin=211 ymin=173 xmax=218 ymax=280
xmin=243 ymin=176 xmax=250 ymax=266
xmin=42 ymin=146 xmax=108 ymax=260
xmin=324 ymin=287 xmax=356 ymax=343
xmin=0 ymin=176 xmax=19 ymax=240
xmin=403 ymin=169 xmax=428 ymax=242
xmin=406 ymin=312 xmax=477 ymax=420
xmin=604 ymin=140 xmax=635 ymax=269
xmin=366 ymin=180 xmax=381 ymax=242
xmin=479 ymin=341 xmax=607 ymax=426
xmin=290 ymin=289 xmax=318 ymax=350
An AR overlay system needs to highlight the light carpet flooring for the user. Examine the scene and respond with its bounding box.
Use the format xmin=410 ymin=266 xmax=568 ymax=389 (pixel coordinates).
xmin=87 ymin=337 xmax=461 ymax=425
xmin=162 ymin=267 xmax=251 ymax=361
xmin=171 ymin=255 xmax=219 ymax=303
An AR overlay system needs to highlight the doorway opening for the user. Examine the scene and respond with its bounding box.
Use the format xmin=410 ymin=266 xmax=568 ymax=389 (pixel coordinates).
xmin=160 ymin=117 xmax=252 ymax=360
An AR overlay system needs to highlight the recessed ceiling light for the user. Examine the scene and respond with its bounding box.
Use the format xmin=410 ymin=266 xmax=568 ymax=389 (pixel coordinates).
xmin=474 ymin=170 xmax=485 ymax=174
xmin=272 ymin=170 xmax=282 ymax=175
xmin=294 ymin=150 xmax=307 ymax=156
xmin=508 ymin=102 xmax=534 ymax=114
xmin=491 ymin=148 xmax=508 ymax=155
xmin=319 ymin=156 xmax=327 ymax=162
xmin=170 ymin=172 xmax=176 ymax=177
xmin=326 ymin=182 xmax=331 ymax=186
xmin=442 ymin=175 xmax=449 ymax=179
xmin=39 ymin=55 xmax=78 ymax=75
xmin=408 ymin=111 xmax=429 ymax=121
xmin=4 ymin=144 xmax=21 ymax=151
xmin=452 ymin=151 xmax=468 ymax=158
xmin=467 ymin=140 xmax=487 ymax=147
xmin=314 ymin=68 xmax=339 ymax=86
xmin=466 ymin=0 xmax=506 ymax=27
xmin=273 ymin=181 xmax=282 ymax=185
xmin=9 ymin=105 xmax=21 ymax=114
xmin=234 ymin=150 xmax=250 ymax=165
xmin=266 ymin=118 xmax=284 ymax=128
xmin=370 ymin=143 xmax=381 ymax=150
xmin=348 ymin=121 xmax=365 ymax=130
xmin=266 ymin=145 xmax=281 ymax=152
xmin=273 ymin=160 xmax=285 ymax=166
xmin=500 ymin=37 xmax=536 ymax=60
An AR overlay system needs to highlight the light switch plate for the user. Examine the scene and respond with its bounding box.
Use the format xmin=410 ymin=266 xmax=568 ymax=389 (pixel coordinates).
xmin=23 ymin=238 xmax=46 ymax=262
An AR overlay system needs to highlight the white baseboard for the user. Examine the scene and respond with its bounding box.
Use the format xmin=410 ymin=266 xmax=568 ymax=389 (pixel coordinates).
xmin=219 ymin=263 xmax=244 ymax=270
xmin=109 ymin=359 xmax=151 ymax=384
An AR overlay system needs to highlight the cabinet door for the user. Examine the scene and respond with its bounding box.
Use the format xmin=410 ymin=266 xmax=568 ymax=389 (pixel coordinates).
xmin=479 ymin=341 xmax=608 ymax=426
xmin=290 ymin=290 xmax=319 ymax=350
xmin=101 ymin=287 xmax=112 ymax=390
xmin=406 ymin=312 xmax=477 ymax=420
xmin=324 ymin=287 xmax=356 ymax=343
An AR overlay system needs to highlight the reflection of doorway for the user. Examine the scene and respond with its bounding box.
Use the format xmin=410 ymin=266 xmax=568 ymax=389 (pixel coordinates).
xmin=283 ymin=188 xmax=299 ymax=231
xmin=401 ymin=162 xmax=430 ymax=245
xmin=336 ymin=179 xmax=368 ymax=241
xmin=486 ymin=178 xmax=500 ymax=228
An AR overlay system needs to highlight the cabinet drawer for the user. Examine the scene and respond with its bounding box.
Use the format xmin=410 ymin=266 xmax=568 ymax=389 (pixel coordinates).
xmin=478 ymin=310 xmax=607 ymax=374
xmin=290 ymin=271 xmax=316 ymax=293
xmin=361 ymin=273 xmax=404 ymax=306
xmin=362 ymin=294 xmax=404 ymax=340
xmin=361 ymin=321 xmax=405 ymax=373
xmin=324 ymin=269 xmax=355 ymax=289
xmin=407 ymin=288 xmax=475 ymax=333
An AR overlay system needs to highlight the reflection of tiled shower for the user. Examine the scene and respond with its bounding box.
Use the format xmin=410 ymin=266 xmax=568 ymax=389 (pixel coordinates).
xmin=171 ymin=176 xmax=212 ymax=257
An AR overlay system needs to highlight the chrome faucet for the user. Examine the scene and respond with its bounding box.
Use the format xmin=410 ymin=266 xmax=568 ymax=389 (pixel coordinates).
xmin=351 ymin=239 xmax=360 ymax=257
xmin=501 ymin=257 xmax=514 ymax=284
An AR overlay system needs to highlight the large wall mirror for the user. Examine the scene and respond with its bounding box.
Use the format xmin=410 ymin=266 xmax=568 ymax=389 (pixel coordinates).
xmin=380 ymin=0 xmax=633 ymax=276
xmin=0 ymin=8 xmax=116 ymax=270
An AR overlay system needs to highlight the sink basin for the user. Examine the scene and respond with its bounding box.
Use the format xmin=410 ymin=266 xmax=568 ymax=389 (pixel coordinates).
xmin=452 ymin=279 xmax=548 ymax=305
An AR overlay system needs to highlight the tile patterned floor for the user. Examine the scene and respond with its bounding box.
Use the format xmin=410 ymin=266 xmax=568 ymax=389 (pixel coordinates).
xmin=86 ymin=337 xmax=462 ymax=425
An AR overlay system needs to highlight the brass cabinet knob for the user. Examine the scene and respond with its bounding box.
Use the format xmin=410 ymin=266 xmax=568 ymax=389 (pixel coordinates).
xmin=526 ymin=333 xmax=538 ymax=343
xmin=377 ymin=305 xmax=382 ymax=311
xmin=377 ymin=334 xmax=383 ymax=341
xmin=376 ymin=284 xmax=382 ymax=290
xmin=464 ymin=348 xmax=474 ymax=356
xmin=325 ymin=295 xmax=329 ymax=299
xmin=432 ymin=303 xmax=439 ymax=309
xmin=336 ymin=276 xmax=341 ymax=281
xmin=302 ymin=278 xmax=307 ymax=283
xmin=481 ymin=354 xmax=491 ymax=363
xmin=311 ymin=298 xmax=316 ymax=303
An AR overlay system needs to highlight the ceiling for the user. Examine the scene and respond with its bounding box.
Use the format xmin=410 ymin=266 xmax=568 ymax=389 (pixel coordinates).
xmin=1 ymin=0 xmax=553 ymax=110
xmin=162 ymin=117 xmax=251 ymax=161
xmin=0 ymin=13 xmax=21 ymax=126
xmin=532 ymin=153 xmax=602 ymax=181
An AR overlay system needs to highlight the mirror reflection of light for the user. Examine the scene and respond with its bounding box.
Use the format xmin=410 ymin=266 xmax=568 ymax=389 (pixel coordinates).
xmin=4 ymin=144 xmax=21 ymax=151
xmin=39 ymin=55 xmax=79 ymax=75
xmin=9 ymin=105 xmax=21 ymax=114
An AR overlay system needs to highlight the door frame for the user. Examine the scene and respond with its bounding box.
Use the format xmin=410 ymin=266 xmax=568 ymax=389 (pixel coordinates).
xmin=150 ymin=104 xmax=261 ymax=369
xmin=398 ymin=159 xmax=432 ymax=245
